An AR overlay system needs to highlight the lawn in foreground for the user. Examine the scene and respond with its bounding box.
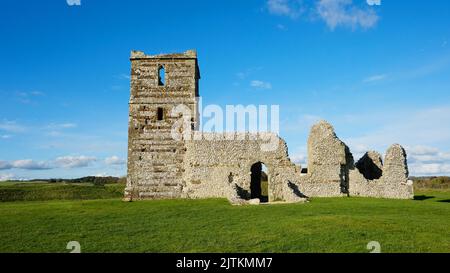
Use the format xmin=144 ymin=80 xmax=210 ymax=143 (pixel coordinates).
xmin=0 ymin=191 xmax=449 ymax=253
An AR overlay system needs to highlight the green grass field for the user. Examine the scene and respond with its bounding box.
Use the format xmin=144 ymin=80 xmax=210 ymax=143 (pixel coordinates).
xmin=0 ymin=182 xmax=448 ymax=253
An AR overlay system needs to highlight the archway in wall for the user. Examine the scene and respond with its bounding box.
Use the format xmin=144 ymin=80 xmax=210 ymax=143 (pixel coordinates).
xmin=250 ymin=162 xmax=269 ymax=203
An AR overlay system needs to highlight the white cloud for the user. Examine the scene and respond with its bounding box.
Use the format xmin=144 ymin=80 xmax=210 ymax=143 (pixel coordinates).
xmin=363 ymin=74 xmax=387 ymax=83
xmin=366 ymin=0 xmax=381 ymax=6
xmin=404 ymin=145 xmax=450 ymax=175
xmin=291 ymin=153 xmax=307 ymax=166
xmin=55 ymin=156 xmax=97 ymax=168
xmin=11 ymin=159 xmax=52 ymax=170
xmin=267 ymin=0 xmax=302 ymax=19
xmin=0 ymin=120 xmax=26 ymax=133
xmin=0 ymin=173 xmax=16 ymax=181
xmin=117 ymin=74 xmax=130 ymax=80
xmin=316 ymin=0 xmax=379 ymax=30
xmin=266 ymin=0 xmax=380 ymax=30
xmin=45 ymin=123 xmax=77 ymax=137
xmin=250 ymin=80 xmax=272 ymax=89
xmin=344 ymin=106 xmax=450 ymax=176
xmin=47 ymin=123 xmax=77 ymax=129
xmin=105 ymin=156 xmax=126 ymax=166
xmin=66 ymin=0 xmax=81 ymax=6
xmin=59 ymin=123 xmax=77 ymax=129
xmin=407 ymin=145 xmax=450 ymax=165
xmin=345 ymin=106 xmax=450 ymax=150
xmin=1 ymin=135 xmax=12 ymax=139
xmin=409 ymin=163 xmax=450 ymax=176
xmin=0 ymin=159 xmax=52 ymax=170
xmin=0 ymin=161 xmax=13 ymax=170
xmin=15 ymin=91 xmax=45 ymax=104
xmin=407 ymin=145 xmax=439 ymax=156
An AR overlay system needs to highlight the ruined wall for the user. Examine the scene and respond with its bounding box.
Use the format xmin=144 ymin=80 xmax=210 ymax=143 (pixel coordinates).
xmin=179 ymin=122 xmax=414 ymax=201
xmin=125 ymin=50 xmax=200 ymax=200
xmin=349 ymin=144 xmax=414 ymax=199
xmin=292 ymin=121 xmax=414 ymax=199
xmin=182 ymin=133 xmax=305 ymax=203
xmin=297 ymin=121 xmax=352 ymax=197
xmin=125 ymin=50 xmax=413 ymax=202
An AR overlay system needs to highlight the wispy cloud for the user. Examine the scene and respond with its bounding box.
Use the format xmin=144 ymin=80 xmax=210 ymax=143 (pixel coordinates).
xmin=11 ymin=159 xmax=52 ymax=170
xmin=265 ymin=0 xmax=379 ymax=30
xmin=117 ymin=74 xmax=130 ymax=80
xmin=236 ymin=67 xmax=263 ymax=80
xmin=406 ymin=145 xmax=450 ymax=176
xmin=66 ymin=0 xmax=81 ymax=6
xmin=0 ymin=159 xmax=51 ymax=170
xmin=409 ymin=163 xmax=450 ymax=176
xmin=316 ymin=0 xmax=379 ymax=30
xmin=407 ymin=145 xmax=450 ymax=165
xmin=291 ymin=152 xmax=307 ymax=166
xmin=267 ymin=0 xmax=303 ymax=19
xmin=54 ymin=156 xmax=97 ymax=169
xmin=0 ymin=173 xmax=17 ymax=181
xmin=0 ymin=120 xmax=26 ymax=133
xmin=47 ymin=123 xmax=77 ymax=129
xmin=363 ymin=74 xmax=387 ymax=83
xmin=45 ymin=122 xmax=78 ymax=137
xmin=15 ymin=91 xmax=45 ymax=104
xmin=250 ymin=80 xmax=272 ymax=89
xmin=0 ymin=161 xmax=12 ymax=170
xmin=344 ymin=106 xmax=450 ymax=176
xmin=105 ymin=156 xmax=126 ymax=165
xmin=0 ymin=156 xmax=97 ymax=170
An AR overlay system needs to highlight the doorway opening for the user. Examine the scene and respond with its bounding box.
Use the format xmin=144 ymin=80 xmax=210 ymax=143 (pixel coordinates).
xmin=250 ymin=162 xmax=269 ymax=203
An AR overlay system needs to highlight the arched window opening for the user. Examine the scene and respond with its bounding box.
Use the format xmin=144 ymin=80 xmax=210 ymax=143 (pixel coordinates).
xmin=158 ymin=66 xmax=165 ymax=86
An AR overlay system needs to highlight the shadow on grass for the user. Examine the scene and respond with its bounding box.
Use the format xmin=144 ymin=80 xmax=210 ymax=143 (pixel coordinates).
xmin=437 ymin=199 xmax=450 ymax=203
xmin=414 ymin=195 xmax=435 ymax=201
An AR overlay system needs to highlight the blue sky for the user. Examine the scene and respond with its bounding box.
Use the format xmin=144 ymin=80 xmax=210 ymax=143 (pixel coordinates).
xmin=1 ymin=0 xmax=450 ymax=180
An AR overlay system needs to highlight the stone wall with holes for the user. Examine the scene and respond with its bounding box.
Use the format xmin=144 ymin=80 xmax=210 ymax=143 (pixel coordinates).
xmin=179 ymin=121 xmax=414 ymax=202
xmin=181 ymin=132 xmax=303 ymax=202
xmin=288 ymin=121 xmax=414 ymax=200
xmin=348 ymin=144 xmax=414 ymax=199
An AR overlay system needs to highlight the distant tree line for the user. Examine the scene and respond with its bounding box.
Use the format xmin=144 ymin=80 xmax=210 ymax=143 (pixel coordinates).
xmin=28 ymin=176 xmax=126 ymax=187
xmin=411 ymin=176 xmax=450 ymax=189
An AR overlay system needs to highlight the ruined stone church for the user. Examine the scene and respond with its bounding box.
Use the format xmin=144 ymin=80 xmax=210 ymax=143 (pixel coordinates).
xmin=125 ymin=50 xmax=414 ymax=204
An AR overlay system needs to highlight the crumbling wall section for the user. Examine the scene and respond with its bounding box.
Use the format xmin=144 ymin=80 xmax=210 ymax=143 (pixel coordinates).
xmin=349 ymin=144 xmax=414 ymax=199
xmin=289 ymin=121 xmax=414 ymax=200
xmin=182 ymin=133 xmax=304 ymax=202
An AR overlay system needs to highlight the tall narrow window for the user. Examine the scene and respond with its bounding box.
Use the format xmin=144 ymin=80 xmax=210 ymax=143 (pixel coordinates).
xmin=158 ymin=65 xmax=165 ymax=86
xmin=157 ymin=107 xmax=164 ymax=121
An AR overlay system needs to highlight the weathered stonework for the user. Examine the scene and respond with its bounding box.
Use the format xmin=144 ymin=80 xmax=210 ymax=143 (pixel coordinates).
xmin=125 ymin=50 xmax=199 ymax=200
xmin=181 ymin=133 xmax=305 ymax=203
xmin=126 ymin=50 xmax=414 ymax=203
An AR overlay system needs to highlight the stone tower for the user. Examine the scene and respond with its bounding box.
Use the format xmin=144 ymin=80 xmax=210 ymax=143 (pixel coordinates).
xmin=125 ymin=50 xmax=200 ymax=200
